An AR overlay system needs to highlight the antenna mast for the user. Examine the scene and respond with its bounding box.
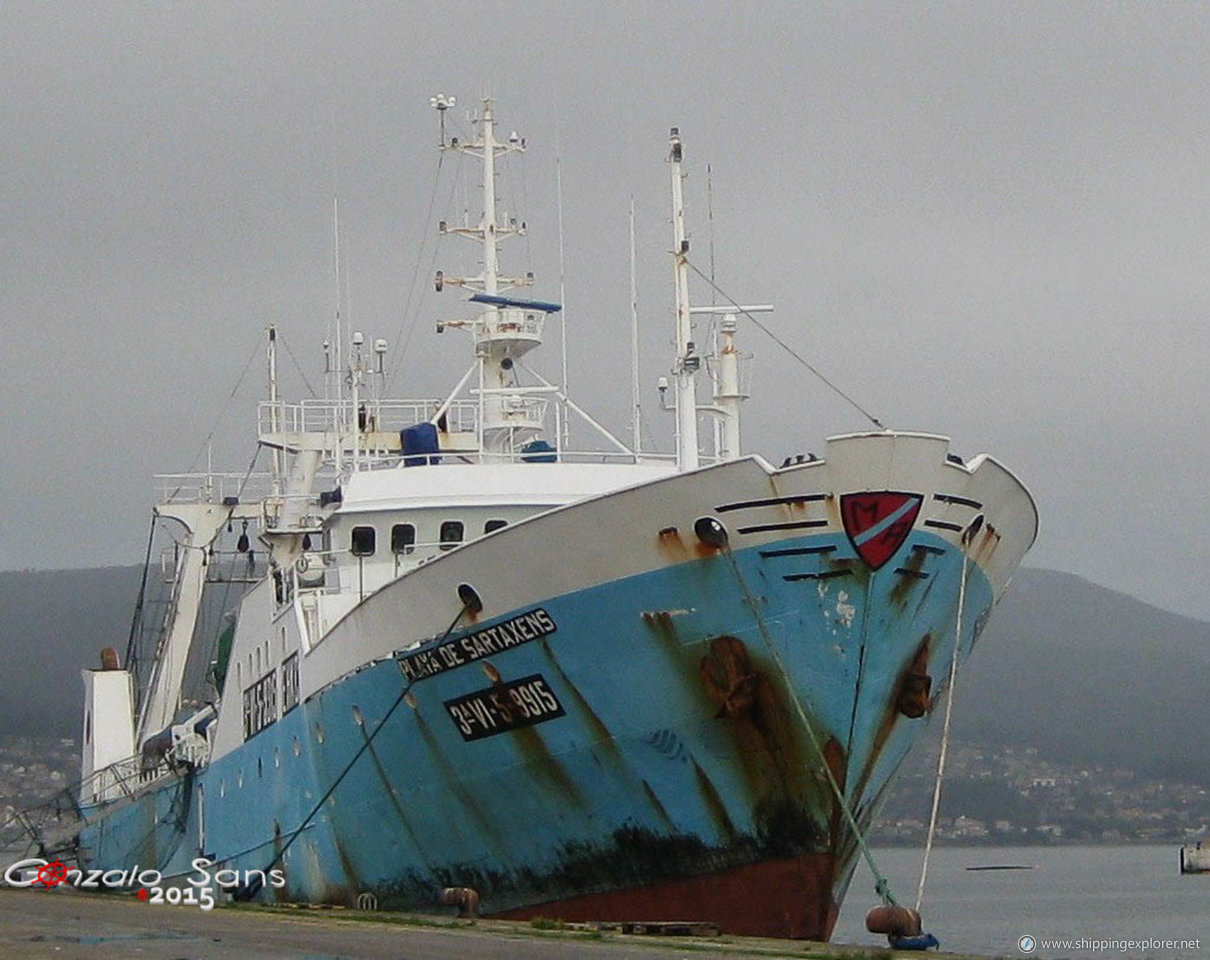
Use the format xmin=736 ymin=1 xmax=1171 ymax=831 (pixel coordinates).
xmin=557 ymin=154 xmax=570 ymax=449
xmin=669 ymin=128 xmax=699 ymax=471
xmin=267 ymin=325 xmax=282 ymax=495
xmin=332 ymin=197 xmax=344 ymax=475
xmin=630 ymin=197 xmax=641 ymax=454
xmin=432 ymin=95 xmax=541 ymax=456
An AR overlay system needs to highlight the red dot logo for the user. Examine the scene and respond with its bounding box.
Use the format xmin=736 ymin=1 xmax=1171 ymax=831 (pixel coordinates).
xmin=35 ymin=860 xmax=68 ymax=888
xmin=137 ymin=888 xmax=150 ymax=900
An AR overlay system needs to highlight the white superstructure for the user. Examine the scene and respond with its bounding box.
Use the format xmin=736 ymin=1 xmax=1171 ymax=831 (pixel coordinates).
xmin=80 ymin=97 xmax=763 ymax=790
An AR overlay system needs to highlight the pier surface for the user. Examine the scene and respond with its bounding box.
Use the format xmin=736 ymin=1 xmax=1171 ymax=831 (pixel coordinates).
xmin=0 ymin=888 xmax=992 ymax=959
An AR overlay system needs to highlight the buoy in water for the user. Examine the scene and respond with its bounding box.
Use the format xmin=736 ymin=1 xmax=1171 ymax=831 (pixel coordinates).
xmin=865 ymin=904 xmax=923 ymax=937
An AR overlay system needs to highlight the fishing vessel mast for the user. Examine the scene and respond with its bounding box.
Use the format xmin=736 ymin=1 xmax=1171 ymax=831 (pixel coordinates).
xmin=666 ymin=129 xmax=765 ymax=467
xmin=668 ymin=128 xmax=700 ymax=471
xmin=432 ymin=96 xmax=559 ymax=457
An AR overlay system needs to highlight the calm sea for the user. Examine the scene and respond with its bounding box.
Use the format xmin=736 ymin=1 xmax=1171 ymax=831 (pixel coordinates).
xmin=832 ymin=846 xmax=1208 ymax=958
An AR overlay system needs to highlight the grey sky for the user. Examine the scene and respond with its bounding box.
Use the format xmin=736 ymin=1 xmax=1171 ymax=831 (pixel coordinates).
xmin=3 ymin=2 xmax=1208 ymax=620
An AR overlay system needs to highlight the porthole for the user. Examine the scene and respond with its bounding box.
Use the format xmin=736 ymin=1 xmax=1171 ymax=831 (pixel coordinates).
xmin=391 ymin=524 xmax=416 ymax=555
xmin=351 ymin=526 xmax=376 ymax=557
xmin=440 ymin=520 xmax=464 ymax=550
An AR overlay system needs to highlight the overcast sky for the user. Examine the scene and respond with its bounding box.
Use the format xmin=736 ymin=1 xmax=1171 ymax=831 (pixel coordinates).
xmin=3 ymin=2 xmax=1209 ymax=621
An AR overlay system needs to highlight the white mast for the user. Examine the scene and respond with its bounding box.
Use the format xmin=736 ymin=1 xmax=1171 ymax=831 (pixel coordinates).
xmin=630 ymin=196 xmax=641 ymax=454
xmin=691 ymin=304 xmax=771 ymax=460
xmin=332 ymin=197 xmax=344 ymax=475
xmin=716 ymin=314 xmax=746 ymax=460
xmin=556 ymin=155 xmax=570 ymax=451
xmin=482 ymin=102 xmax=500 ymax=297
xmin=267 ymin=325 xmax=282 ymax=496
xmin=433 ymin=95 xmax=541 ymax=456
xmin=351 ymin=331 xmax=362 ymax=476
xmin=669 ymin=128 xmax=699 ymax=471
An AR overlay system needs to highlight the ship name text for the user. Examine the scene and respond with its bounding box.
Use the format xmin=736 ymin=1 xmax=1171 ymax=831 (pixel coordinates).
xmin=243 ymin=670 xmax=277 ymax=740
xmin=282 ymin=653 xmax=300 ymax=714
xmin=397 ymin=608 xmax=557 ymax=682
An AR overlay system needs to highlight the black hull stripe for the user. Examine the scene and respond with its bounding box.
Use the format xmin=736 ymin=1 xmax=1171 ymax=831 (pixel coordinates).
xmin=760 ymin=545 xmax=838 ymax=558
xmin=783 ymin=570 xmax=849 ymax=582
xmin=923 ymin=519 xmax=963 ymax=532
xmin=933 ymin=493 xmax=982 ymax=509
xmin=737 ymin=520 xmax=829 ymax=535
xmin=716 ymin=494 xmax=828 ymax=513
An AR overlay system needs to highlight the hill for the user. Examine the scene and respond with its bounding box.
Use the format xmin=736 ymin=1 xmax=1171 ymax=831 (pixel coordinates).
xmin=0 ymin=566 xmax=142 ymax=739
xmin=956 ymin=567 xmax=1210 ymax=784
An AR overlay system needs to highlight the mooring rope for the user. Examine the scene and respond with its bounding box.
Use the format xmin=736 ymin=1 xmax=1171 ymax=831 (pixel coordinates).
xmin=239 ymin=598 xmax=476 ymax=896
xmin=915 ymin=547 xmax=970 ymax=912
xmin=721 ymin=546 xmax=899 ymax=907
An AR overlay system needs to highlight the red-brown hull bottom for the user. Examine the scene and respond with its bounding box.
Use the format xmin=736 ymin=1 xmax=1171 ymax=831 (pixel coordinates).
xmin=492 ymin=852 xmax=840 ymax=940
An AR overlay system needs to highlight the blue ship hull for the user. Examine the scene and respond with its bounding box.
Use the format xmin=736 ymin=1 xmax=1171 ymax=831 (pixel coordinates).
xmin=80 ymin=526 xmax=992 ymax=938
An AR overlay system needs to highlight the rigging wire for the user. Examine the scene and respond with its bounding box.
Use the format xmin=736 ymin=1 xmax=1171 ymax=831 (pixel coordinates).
xmin=705 ymin=164 xmax=720 ymax=454
xmin=277 ymin=330 xmax=318 ymax=398
xmin=556 ymin=154 xmax=570 ymax=447
xmin=124 ymin=515 xmax=159 ymax=692
xmin=707 ymin=163 xmax=717 ymax=307
xmin=684 ymin=259 xmax=886 ymax=431
xmin=172 ymin=336 xmax=265 ymax=500
xmin=520 ymin=141 xmax=532 ymax=267
xmin=235 ymin=445 xmax=263 ymax=501
xmin=385 ymin=151 xmax=454 ymax=392
xmin=237 ymin=676 xmax=413 ymax=896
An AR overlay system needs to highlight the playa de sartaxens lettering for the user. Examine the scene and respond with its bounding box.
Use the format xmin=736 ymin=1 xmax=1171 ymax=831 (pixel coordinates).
xmin=397 ymin=608 xmax=557 ymax=682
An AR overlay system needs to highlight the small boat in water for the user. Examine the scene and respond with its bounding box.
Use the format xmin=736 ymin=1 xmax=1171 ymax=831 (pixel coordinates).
xmin=1181 ymin=842 xmax=1210 ymax=873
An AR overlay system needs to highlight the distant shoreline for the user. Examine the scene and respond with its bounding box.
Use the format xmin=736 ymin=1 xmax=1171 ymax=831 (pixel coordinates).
xmin=874 ymin=837 xmax=1195 ymax=848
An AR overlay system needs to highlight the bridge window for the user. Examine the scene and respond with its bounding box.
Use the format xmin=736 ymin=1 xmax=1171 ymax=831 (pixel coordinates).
xmin=440 ymin=520 xmax=464 ymax=550
xmin=351 ymin=525 xmax=376 ymax=557
xmin=391 ymin=523 xmax=416 ymax=555
xmin=484 ymin=519 xmax=508 ymax=534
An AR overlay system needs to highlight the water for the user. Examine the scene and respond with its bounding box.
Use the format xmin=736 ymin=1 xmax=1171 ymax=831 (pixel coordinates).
xmin=833 ymin=846 xmax=1209 ymax=958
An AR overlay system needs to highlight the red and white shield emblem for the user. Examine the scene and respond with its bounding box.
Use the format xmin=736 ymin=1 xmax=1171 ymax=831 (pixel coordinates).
xmin=840 ymin=492 xmax=923 ymax=571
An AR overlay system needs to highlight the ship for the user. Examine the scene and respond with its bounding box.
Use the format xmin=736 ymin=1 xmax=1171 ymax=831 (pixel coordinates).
xmin=48 ymin=97 xmax=1035 ymax=939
